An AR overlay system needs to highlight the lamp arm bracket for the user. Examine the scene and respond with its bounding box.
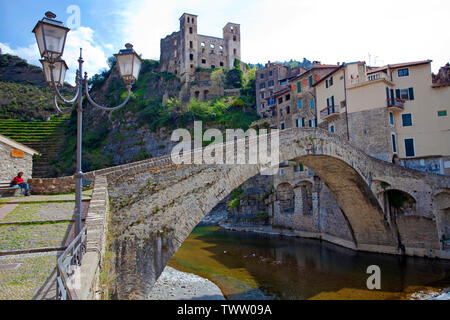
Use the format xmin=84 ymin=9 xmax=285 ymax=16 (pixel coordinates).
xmin=53 ymin=95 xmax=75 ymax=114
xmin=49 ymin=66 xmax=80 ymax=104
xmin=84 ymin=78 xmax=132 ymax=111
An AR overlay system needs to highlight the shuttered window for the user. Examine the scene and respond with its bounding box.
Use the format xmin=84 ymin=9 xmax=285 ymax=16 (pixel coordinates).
xmin=404 ymin=138 xmax=415 ymax=157
xmin=297 ymin=81 xmax=301 ymax=93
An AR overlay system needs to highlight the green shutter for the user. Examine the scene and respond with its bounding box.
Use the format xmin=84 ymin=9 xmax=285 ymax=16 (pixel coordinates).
xmin=408 ymin=87 xmax=414 ymax=100
xmin=309 ymin=75 xmax=313 ymax=87
xmin=297 ymin=81 xmax=301 ymax=93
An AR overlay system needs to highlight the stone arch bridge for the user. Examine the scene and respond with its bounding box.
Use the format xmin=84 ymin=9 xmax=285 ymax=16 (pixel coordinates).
xmin=31 ymin=127 xmax=450 ymax=299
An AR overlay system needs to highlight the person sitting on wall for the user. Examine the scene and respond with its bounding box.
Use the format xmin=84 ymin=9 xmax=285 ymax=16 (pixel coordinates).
xmin=11 ymin=172 xmax=31 ymax=196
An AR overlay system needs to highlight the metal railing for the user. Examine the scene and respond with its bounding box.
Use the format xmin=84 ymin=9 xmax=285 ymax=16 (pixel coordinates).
xmin=56 ymin=226 xmax=87 ymax=300
xmin=386 ymin=97 xmax=405 ymax=110
xmin=320 ymin=105 xmax=339 ymax=119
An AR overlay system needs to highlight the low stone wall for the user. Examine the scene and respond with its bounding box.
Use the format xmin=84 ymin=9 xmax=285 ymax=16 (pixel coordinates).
xmin=28 ymin=154 xmax=172 ymax=195
xmin=75 ymin=175 xmax=109 ymax=300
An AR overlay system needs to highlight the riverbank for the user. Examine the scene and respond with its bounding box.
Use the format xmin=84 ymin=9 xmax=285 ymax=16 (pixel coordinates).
xmin=148 ymin=266 xmax=225 ymax=300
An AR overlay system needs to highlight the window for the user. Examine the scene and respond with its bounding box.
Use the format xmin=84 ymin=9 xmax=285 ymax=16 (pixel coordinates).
xmin=269 ymin=71 xmax=273 ymax=77
xmin=402 ymin=113 xmax=412 ymax=126
xmin=286 ymin=94 xmax=290 ymax=101
xmin=280 ymin=122 xmax=285 ymax=130
xmin=330 ymin=77 xmax=333 ymax=86
xmin=330 ymin=125 xmax=335 ymax=133
xmin=294 ymin=164 xmax=304 ymax=172
xmin=192 ymin=18 xmax=194 ymax=23
xmin=297 ymin=99 xmax=303 ymax=109
xmin=309 ymin=118 xmax=317 ymax=127
xmin=210 ymin=44 xmax=215 ymax=49
xmin=392 ymin=134 xmax=397 ymax=153
xmin=396 ymin=87 xmax=414 ymax=100
xmin=260 ymin=83 xmax=265 ymax=89
xmin=286 ymin=106 xmax=290 ymax=114
xmin=174 ymin=39 xmax=177 ymax=46
xmin=326 ymin=80 xmax=329 ymax=88
xmin=220 ymin=62 xmax=224 ymax=67
xmin=260 ymin=74 xmax=264 ymax=79
xmin=261 ymin=93 xmax=265 ymax=99
xmin=201 ymin=42 xmax=205 ymax=48
xmin=189 ymin=54 xmax=193 ymax=61
xmin=211 ymin=65 xmax=215 ymax=69
xmin=327 ymin=98 xmax=330 ymax=107
xmin=233 ymin=49 xmax=237 ymax=55
xmin=389 ymin=112 xmax=394 ymax=126
xmin=190 ymin=41 xmax=193 ymax=49
xmin=297 ymin=81 xmax=302 ymax=93
xmin=268 ymin=80 xmax=274 ymax=87
xmin=219 ymin=45 xmax=223 ymax=51
xmin=404 ymin=138 xmax=415 ymax=157
xmin=437 ymin=110 xmax=447 ymax=117
xmin=296 ymin=117 xmax=305 ymax=127
xmin=278 ymin=97 xmax=283 ymax=104
xmin=309 ymin=75 xmax=313 ymax=87
xmin=189 ymin=27 xmax=193 ymax=34
xmin=233 ymin=35 xmax=237 ymax=41
xmin=398 ymin=68 xmax=409 ymax=77
xmin=280 ymin=169 xmax=285 ymax=176
xmin=280 ymin=80 xmax=287 ymax=85
xmin=310 ymin=99 xmax=315 ymax=109
xmin=269 ymin=98 xmax=275 ymax=105
xmin=187 ymin=17 xmax=190 ymax=23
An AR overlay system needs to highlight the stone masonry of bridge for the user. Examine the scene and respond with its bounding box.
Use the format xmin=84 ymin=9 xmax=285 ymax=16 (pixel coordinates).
xmin=93 ymin=127 xmax=450 ymax=299
xmin=28 ymin=127 xmax=449 ymax=299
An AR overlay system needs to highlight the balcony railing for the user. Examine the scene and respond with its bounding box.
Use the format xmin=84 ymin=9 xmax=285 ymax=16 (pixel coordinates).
xmin=320 ymin=105 xmax=340 ymax=120
xmin=386 ymin=98 xmax=404 ymax=111
xmin=349 ymin=72 xmax=392 ymax=87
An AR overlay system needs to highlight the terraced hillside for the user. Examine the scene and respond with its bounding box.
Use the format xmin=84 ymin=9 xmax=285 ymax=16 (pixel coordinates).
xmin=0 ymin=116 xmax=69 ymax=178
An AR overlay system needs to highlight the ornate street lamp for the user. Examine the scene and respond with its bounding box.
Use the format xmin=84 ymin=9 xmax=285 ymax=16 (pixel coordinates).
xmin=33 ymin=12 xmax=142 ymax=236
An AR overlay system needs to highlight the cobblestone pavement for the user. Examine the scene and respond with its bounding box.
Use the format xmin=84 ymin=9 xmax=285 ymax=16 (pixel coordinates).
xmin=0 ymin=252 xmax=60 ymax=300
xmin=0 ymin=193 xmax=90 ymax=300
xmin=0 ymin=190 xmax=92 ymax=204
xmin=1 ymin=202 xmax=76 ymax=222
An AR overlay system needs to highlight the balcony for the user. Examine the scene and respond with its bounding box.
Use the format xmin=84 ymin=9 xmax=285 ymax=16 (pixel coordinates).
xmin=320 ymin=105 xmax=340 ymax=120
xmin=349 ymin=72 xmax=392 ymax=88
xmin=386 ymin=98 xmax=404 ymax=111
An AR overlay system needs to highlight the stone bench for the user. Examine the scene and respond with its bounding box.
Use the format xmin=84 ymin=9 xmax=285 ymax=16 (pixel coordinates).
xmin=0 ymin=182 xmax=24 ymax=198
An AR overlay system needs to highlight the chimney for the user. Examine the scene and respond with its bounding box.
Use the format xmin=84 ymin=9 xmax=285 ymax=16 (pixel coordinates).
xmin=312 ymin=61 xmax=321 ymax=67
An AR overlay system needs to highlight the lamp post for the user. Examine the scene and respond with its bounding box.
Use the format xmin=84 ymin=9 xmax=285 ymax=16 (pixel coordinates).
xmin=33 ymin=12 xmax=142 ymax=236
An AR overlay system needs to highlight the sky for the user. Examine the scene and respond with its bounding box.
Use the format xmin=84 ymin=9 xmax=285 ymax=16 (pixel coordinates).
xmin=0 ymin=0 xmax=449 ymax=84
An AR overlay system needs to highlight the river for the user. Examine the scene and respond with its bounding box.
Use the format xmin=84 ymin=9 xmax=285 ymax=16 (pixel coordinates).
xmin=167 ymin=226 xmax=450 ymax=300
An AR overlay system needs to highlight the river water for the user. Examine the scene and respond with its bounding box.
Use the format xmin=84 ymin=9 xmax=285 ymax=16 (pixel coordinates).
xmin=168 ymin=226 xmax=450 ymax=300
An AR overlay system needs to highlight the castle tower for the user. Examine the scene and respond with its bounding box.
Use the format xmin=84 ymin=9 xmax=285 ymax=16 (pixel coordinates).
xmin=179 ymin=13 xmax=198 ymax=80
xmin=223 ymin=22 xmax=241 ymax=69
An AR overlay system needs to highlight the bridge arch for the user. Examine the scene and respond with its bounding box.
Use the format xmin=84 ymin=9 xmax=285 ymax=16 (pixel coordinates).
xmin=106 ymin=128 xmax=449 ymax=299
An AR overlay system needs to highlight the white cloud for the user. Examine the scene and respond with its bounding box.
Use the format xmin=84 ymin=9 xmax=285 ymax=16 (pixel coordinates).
xmin=1 ymin=27 xmax=109 ymax=85
xmin=112 ymin=0 xmax=449 ymax=72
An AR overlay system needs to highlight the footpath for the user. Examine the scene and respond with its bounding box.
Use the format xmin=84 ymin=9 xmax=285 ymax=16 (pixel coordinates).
xmin=0 ymin=192 xmax=91 ymax=300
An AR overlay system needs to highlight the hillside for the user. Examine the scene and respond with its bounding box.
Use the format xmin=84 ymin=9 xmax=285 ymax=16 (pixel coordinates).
xmin=0 ymin=53 xmax=258 ymax=178
xmin=50 ymin=58 xmax=258 ymax=176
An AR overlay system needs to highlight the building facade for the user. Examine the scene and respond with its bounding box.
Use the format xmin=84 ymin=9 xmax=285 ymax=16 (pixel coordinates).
xmin=0 ymin=134 xmax=39 ymax=182
xmin=255 ymin=62 xmax=305 ymax=117
xmin=160 ymin=13 xmax=241 ymax=83
xmin=315 ymin=60 xmax=450 ymax=174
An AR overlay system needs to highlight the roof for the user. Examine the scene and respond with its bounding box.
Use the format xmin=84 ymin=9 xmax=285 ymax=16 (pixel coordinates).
xmin=0 ymin=134 xmax=40 ymax=156
xmin=367 ymin=60 xmax=432 ymax=74
xmin=313 ymin=64 xmax=346 ymax=87
xmin=289 ymin=65 xmax=339 ymax=82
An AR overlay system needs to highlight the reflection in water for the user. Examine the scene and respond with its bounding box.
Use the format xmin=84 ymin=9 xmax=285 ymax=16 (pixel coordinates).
xmin=168 ymin=226 xmax=450 ymax=300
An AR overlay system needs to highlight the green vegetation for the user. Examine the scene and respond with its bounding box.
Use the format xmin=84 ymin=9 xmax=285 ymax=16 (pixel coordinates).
xmin=0 ymin=82 xmax=56 ymax=121
xmin=227 ymin=187 xmax=244 ymax=210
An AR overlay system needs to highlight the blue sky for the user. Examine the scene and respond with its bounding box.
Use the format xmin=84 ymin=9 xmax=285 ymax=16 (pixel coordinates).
xmin=1 ymin=0 xmax=449 ymax=84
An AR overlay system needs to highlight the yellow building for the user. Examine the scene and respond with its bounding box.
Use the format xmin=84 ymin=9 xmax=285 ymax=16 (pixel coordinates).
xmin=315 ymin=60 xmax=450 ymax=175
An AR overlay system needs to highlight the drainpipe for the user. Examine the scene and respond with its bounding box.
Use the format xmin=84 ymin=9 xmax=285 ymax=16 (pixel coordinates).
xmin=343 ymin=65 xmax=350 ymax=140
